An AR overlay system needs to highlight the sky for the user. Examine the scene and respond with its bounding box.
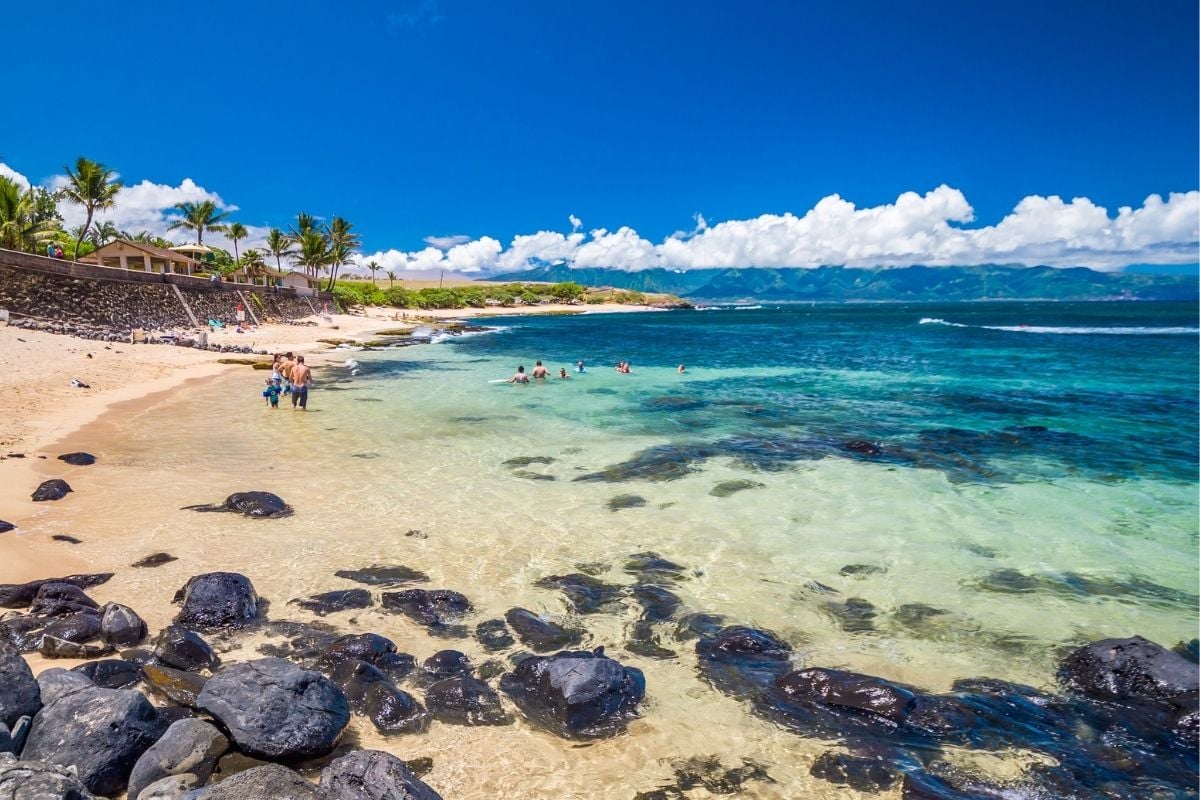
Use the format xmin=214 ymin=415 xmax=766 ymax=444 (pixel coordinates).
xmin=3 ymin=0 xmax=1197 ymax=273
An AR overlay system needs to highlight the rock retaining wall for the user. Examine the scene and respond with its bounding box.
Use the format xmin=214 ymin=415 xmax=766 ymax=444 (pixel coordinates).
xmin=0 ymin=252 xmax=331 ymax=334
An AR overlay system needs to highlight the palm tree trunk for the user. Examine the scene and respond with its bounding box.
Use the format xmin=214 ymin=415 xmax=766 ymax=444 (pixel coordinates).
xmin=73 ymin=209 xmax=94 ymax=262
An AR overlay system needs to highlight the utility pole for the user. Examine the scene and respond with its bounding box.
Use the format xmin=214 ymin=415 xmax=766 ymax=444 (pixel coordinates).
xmin=439 ymin=270 xmax=444 ymax=288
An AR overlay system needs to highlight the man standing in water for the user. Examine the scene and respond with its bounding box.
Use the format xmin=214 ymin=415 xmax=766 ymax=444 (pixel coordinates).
xmin=532 ymin=360 xmax=549 ymax=379
xmin=291 ymin=356 xmax=312 ymax=411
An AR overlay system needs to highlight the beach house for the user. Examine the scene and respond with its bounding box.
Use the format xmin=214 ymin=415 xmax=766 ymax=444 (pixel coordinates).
xmin=81 ymin=239 xmax=198 ymax=276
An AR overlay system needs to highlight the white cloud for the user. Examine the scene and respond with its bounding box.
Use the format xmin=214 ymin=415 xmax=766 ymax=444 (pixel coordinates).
xmin=423 ymin=234 xmax=471 ymax=250
xmin=0 ymin=164 xmax=31 ymax=190
xmin=3 ymin=161 xmax=1195 ymax=273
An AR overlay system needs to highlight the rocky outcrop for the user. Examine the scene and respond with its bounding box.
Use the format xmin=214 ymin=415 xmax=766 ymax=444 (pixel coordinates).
xmin=196 ymin=659 xmax=349 ymax=760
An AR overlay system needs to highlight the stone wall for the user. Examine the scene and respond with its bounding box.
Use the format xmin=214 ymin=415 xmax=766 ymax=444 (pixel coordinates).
xmin=0 ymin=251 xmax=333 ymax=334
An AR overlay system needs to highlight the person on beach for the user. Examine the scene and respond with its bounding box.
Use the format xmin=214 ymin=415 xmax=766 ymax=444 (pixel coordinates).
xmin=576 ymin=360 xmax=586 ymax=373
xmin=54 ymin=244 xmax=64 ymax=259
xmin=506 ymin=365 xmax=529 ymax=384
xmin=290 ymin=356 xmax=312 ymax=410
xmin=279 ymin=352 xmax=296 ymax=394
xmin=559 ymin=368 xmax=570 ymax=379
xmin=532 ymin=361 xmax=549 ymax=379
xmin=262 ymin=377 xmax=282 ymax=408
xmin=46 ymin=242 xmax=55 ymax=257
xmin=271 ymin=354 xmax=283 ymax=382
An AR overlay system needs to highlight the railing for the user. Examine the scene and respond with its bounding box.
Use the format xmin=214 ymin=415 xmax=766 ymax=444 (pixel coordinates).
xmin=0 ymin=247 xmax=334 ymax=301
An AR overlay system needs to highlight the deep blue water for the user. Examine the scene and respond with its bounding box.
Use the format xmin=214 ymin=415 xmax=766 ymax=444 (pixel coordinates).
xmin=449 ymin=302 xmax=1199 ymax=485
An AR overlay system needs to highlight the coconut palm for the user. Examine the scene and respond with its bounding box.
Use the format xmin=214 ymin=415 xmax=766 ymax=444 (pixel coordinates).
xmin=264 ymin=227 xmax=295 ymax=270
xmin=366 ymin=259 xmax=381 ymax=283
xmin=0 ymin=177 xmax=58 ymax=252
xmin=60 ymin=157 xmax=122 ymax=261
xmin=226 ymin=222 xmax=248 ymax=265
xmin=167 ymin=200 xmax=230 ymax=245
xmin=240 ymin=248 xmax=268 ymax=283
xmin=288 ymin=212 xmax=319 ymax=241
xmin=324 ymin=217 xmax=360 ymax=291
xmin=90 ymin=221 xmax=119 ymax=246
xmin=291 ymin=228 xmax=330 ymax=279
xmin=386 ymin=270 xmax=397 ymax=287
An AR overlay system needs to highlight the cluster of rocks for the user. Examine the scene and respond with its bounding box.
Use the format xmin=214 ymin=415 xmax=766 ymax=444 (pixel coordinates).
xmin=6 ymin=318 xmax=272 ymax=354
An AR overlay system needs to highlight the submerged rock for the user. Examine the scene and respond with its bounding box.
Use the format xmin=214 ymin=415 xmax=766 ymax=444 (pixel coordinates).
xmin=809 ymin=750 xmax=898 ymax=792
xmin=499 ymin=648 xmax=645 ymax=739
xmin=173 ymin=573 xmax=260 ymax=631
xmin=534 ymin=573 xmax=625 ymax=614
xmin=624 ymin=552 xmax=689 ymax=583
xmin=22 ymin=686 xmax=167 ymax=796
xmin=474 ymin=619 xmax=515 ymax=651
xmin=502 ymin=456 xmax=555 ymax=468
xmin=420 ymin=650 xmax=473 ymax=682
xmin=331 ymin=660 xmax=429 ymax=735
xmin=52 ymin=534 xmax=81 ymax=543
xmin=606 ymin=493 xmax=646 ymax=511
xmin=425 ymin=675 xmax=510 ymax=726
xmin=380 ymin=589 xmax=471 ymax=636
xmin=334 ymin=565 xmax=429 ymax=586
xmin=320 ymin=633 xmax=415 ymax=682
xmin=31 ymin=479 xmax=72 ymax=502
xmin=320 ymin=749 xmax=443 ymax=800
xmin=774 ymin=668 xmax=918 ymax=723
xmin=504 ymin=608 xmax=584 ymax=652
xmin=197 ymin=659 xmax=350 ymax=760
xmin=709 ymin=479 xmax=764 ymax=498
xmin=57 ymin=452 xmax=96 ymax=466
xmin=127 ymin=718 xmax=228 ymax=800
xmin=132 ymin=552 xmax=178 ymax=568
xmin=290 ymin=589 xmax=374 ymax=616
xmin=695 ymin=626 xmax=793 ymax=698
xmin=821 ymin=597 xmax=878 ymax=633
xmin=181 ymin=491 xmax=293 ymax=519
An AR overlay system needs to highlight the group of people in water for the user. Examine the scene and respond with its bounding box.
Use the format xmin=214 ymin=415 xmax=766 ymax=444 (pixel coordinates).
xmin=505 ymin=359 xmax=686 ymax=383
xmin=262 ymin=352 xmax=313 ymax=410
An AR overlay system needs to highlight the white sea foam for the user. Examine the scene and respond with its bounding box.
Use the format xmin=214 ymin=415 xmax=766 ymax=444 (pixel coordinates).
xmin=919 ymin=318 xmax=1198 ymax=335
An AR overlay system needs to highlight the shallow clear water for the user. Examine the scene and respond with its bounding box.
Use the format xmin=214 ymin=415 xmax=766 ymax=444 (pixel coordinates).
xmin=22 ymin=301 xmax=1198 ymax=798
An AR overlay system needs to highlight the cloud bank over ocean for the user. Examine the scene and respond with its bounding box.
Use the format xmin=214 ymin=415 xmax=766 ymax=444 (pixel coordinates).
xmin=4 ymin=163 xmax=1196 ymax=273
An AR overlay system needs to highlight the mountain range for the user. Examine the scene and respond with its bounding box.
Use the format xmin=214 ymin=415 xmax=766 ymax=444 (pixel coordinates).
xmin=485 ymin=264 xmax=1199 ymax=302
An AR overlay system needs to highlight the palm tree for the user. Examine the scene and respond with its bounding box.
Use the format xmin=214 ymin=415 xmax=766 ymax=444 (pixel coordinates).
xmin=288 ymin=212 xmax=318 ymax=241
xmin=0 ymin=176 xmax=58 ymax=252
xmin=60 ymin=157 xmax=122 ymax=261
xmin=386 ymin=270 xmax=397 ymax=287
xmin=366 ymin=259 xmax=381 ymax=283
xmin=90 ymin=221 xmax=119 ymax=246
xmin=291 ymin=229 xmax=330 ymax=280
xmin=240 ymin=248 xmax=267 ymax=284
xmin=226 ymin=222 xmax=248 ymax=266
xmin=167 ymin=200 xmax=230 ymax=245
xmin=264 ymin=227 xmax=295 ymax=270
xmin=324 ymin=216 xmax=360 ymax=291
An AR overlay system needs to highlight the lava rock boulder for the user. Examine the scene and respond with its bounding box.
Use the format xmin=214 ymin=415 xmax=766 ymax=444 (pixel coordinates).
xmin=181 ymin=492 xmax=293 ymax=519
xmin=320 ymin=749 xmax=443 ymax=800
xmin=196 ymin=658 xmax=349 ymax=760
xmin=500 ymin=648 xmax=645 ymax=739
xmin=31 ymin=479 xmax=72 ymax=502
xmin=173 ymin=573 xmax=260 ymax=631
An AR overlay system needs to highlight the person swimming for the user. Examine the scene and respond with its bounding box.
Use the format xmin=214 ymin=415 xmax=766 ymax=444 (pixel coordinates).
xmin=558 ymin=368 xmax=570 ymax=379
xmin=677 ymin=364 xmax=687 ymax=373
xmin=532 ymin=360 xmax=549 ymax=379
xmin=507 ymin=365 xmax=530 ymax=384
xmin=576 ymin=360 xmax=586 ymax=373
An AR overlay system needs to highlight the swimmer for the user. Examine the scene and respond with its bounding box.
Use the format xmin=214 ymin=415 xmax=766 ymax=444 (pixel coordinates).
xmin=559 ymin=368 xmax=570 ymax=379
xmin=506 ymin=365 xmax=530 ymax=384
xmin=677 ymin=364 xmax=686 ymax=373
xmin=576 ymin=360 xmax=586 ymax=373
xmin=532 ymin=360 xmax=549 ymax=379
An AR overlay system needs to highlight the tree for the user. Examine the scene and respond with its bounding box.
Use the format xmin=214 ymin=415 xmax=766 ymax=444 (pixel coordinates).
xmin=264 ymin=227 xmax=295 ymax=270
xmin=240 ymin=248 xmax=267 ymax=283
xmin=386 ymin=269 xmax=397 ymax=287
xmin=323 ymin=216 xmax=360 ymax=291
xmin=60 ymin=157 xmax=122 ymax=261
xmin=366 ymin=259 xmax=381 ymax=283
xmin=167 ymin=200 xmax=230 ymax=245
xmin=226 ymin=221 xmax=248 ymax=266
xmin=0 ymin=177 xmax=59 ymax=253
xmin=90 ymin=221 xmax=119 ymax=246
xmin=291 ymin=228 xmax=330 ymax=279
xmin=288 ymin=212 xmax=318 ymax=241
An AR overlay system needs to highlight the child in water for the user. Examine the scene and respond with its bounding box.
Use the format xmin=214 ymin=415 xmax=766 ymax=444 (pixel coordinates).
xmin=262 ymin=377 xmax=282 ymax=409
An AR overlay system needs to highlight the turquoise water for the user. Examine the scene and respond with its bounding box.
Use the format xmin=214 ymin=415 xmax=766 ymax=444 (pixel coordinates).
xmin=32 ymin=301 xmax=1197 ymax=797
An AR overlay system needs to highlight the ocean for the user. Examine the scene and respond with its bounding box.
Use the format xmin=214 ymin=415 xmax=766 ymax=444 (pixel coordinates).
xmin=35 ymin=300 xmax=1199 ymax=797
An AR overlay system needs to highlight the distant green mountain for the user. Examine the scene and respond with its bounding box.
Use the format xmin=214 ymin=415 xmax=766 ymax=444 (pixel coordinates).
xmin=486 ymin=264 xmax=1198 ymax=301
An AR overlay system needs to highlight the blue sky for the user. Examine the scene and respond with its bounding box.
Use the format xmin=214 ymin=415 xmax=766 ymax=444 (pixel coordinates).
xmin=4 ymin=0 xmax=1197 ymax=272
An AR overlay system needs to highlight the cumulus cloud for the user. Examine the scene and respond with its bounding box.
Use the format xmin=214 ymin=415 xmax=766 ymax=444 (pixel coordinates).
xmin=423 ymin=234 xmax=471 ymax=250
xmin=0 ymin=163 xmax=30 ymax=190
xmin=568 ymin=214 xmax=582 ymax=232
xmin=370 ymin=186 xmax=1196 ymax=273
